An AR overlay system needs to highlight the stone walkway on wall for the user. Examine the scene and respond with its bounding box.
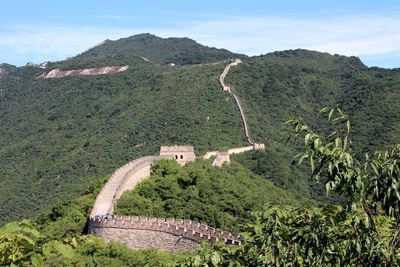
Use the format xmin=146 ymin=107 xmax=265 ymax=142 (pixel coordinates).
xmin=219 ymin=59 xmax=254 ymax=145
xmin=90 ymin=156 xmax=165 ymax=218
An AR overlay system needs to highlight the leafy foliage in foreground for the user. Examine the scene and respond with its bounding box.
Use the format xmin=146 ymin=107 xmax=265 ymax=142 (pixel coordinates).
xmin=180 ymin=109 xmax=400 ymax=266
xmin=115 ymin=159 xmax=300 ymax=232
xmin=0 ymin=220 xmax=185 ymax=266
xmin=0 ymin=177 xmax=188 ymax=266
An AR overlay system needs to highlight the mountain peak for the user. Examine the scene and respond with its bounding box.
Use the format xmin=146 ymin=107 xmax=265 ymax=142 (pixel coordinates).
xmin=75 ymin=33 xmax=241 ymax=65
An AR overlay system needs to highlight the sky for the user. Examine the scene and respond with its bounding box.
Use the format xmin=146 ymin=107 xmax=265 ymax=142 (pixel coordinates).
xmin=1 ymin=0 xmax=400 ymax=68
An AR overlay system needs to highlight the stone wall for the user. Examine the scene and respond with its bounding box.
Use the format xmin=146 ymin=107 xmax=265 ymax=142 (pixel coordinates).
xmin=203 ymin=145 xmax=265 ymax=166
xmin=212 ymin=152 xmax=230 ymax=167
xmin=203 ymin=151 xmax=219 ymax=160
xmin=93 ymin=227 xmax=199 ymax=252
xmin=89 ymin=150 xmax=245 ymax=252
xmin=90 ymin=156 xmax=165 ymax=218
xmin=159 ymin=145 xmax=196 ymax=165
xmin=227 ymin=146 xmax=254 ymax=155
xmin=89 ymin=216 xmax=243 ymax=252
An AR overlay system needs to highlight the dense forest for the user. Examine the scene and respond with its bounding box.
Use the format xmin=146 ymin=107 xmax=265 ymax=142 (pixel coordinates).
xmin=1 ymin=34 xmax=400 ymax=265
xmin=0 ymin=38 xmax=246 ymax=224
xmin=1 ymin=110 xmax=399 ymax=265
xmin=115 ymin=158 xmax=301 ymax=233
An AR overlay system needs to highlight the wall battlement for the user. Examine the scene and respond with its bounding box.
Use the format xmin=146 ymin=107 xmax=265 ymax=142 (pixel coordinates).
xmin=89 ymin=148 xmax=245 ymax=252
xmin=89 ymin=215 xmax=243 ymax=245
xmin=160 ymin=145 xmax=196 ymax=165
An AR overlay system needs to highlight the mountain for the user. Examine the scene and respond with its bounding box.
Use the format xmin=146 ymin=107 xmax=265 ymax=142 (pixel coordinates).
xmin=226 ymin=49 xmax=400 ymax=201
xmin=0 ymin=35 xmax=246 ymax=224
xmin=46 ymin=33 xmax=241 ymax=70
xmin=1 ymin=34 xmax=400 ymax=225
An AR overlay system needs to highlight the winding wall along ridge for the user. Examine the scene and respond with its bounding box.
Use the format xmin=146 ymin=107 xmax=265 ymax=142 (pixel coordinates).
xmin=89 ymin=58 xmax=265 ymax=251
xmin=219 ymin=59 xmax=254 ymax=144
xmin=90 ymin=155 xmax=171 ymax=218
xmin=89 ymin=153 xmax=243 ymax=251
xmin=89 ymin=216 xmax=243 ymax=245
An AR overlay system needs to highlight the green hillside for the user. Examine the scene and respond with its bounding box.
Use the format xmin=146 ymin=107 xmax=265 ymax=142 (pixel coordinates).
xmin=1 ymin=34 xmax=400 ymax=266
xmin=53 ymin=33 xmax=241 ymax=69
xmin=224 ymin=49 xmax=400 ymax=202
xmin=1 ymin=35 xmax=400 ymax=226
xmin=0 ymin=41 xmax=246 ymax=224
xmin=228 ymin=49 xmax=400 ymax=153
xmin=115 ymin=159 xmax=301 ymax=233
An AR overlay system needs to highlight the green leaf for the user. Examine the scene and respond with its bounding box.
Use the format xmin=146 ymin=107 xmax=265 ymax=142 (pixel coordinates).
xmin=305 ymin=133 xmax=311 ymax=145
xmin=211 ymin=252 xmax=221 ymax=266
xmin=328 ymin=109 xmax=334 ymax=121
xmin=299 ymin=154 xmax=309 ymax=164
xmin=30 ymin=254 xmax=43 ymax=267
xmin=310 ymin=157 xmax=315 ymax=173
xmin=319 ymin=107 xmax=329 ymax=114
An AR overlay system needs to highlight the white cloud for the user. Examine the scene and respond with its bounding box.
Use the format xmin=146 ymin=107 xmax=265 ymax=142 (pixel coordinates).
xmin=1 ymin=13 xmax=400 ymax=67
xmin=182 ymin=15 xmax=400 ymax=58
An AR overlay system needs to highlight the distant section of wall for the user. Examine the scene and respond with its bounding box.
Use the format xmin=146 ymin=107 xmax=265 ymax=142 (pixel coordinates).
xmin=212 ymin=152 xmax=230 ymax=167
xmin=227 ymin=146 xmax=254 ymax=155
xmin=253 ymin=143 xmax=265 ymax=150
xmin=38 ymin=65 xmax=129 ymax=79
xmin=203 ymin=151 xmax=218 ymax=160
xmin=89 ymin=216 xmax=243 ymax=252
xmin=160 ymin=145 xmax=196 ymax=165
xmin=204 ymin=145 xmax=265 ymax=166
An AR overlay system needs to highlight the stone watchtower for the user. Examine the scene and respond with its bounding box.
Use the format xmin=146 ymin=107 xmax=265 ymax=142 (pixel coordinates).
xmin=159 ymin=145 xmax=196 ymax=165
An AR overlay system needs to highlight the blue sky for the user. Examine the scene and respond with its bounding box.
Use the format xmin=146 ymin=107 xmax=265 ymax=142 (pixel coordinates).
xmin=1 ymin=0 xmax=400 ymax=68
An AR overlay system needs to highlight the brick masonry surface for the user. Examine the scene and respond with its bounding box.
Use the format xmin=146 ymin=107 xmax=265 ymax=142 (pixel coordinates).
xmin=92 ymin=228 xmax=200 ymax=252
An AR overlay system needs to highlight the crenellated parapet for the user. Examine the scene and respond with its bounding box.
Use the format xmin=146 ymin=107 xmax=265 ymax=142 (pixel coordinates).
xmin=89 ymin=215 xmax=244 ymax=246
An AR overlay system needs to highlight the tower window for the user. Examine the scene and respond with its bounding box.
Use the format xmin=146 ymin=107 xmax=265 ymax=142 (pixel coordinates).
xmin=180 ymin=155 xmax=183 ymax=159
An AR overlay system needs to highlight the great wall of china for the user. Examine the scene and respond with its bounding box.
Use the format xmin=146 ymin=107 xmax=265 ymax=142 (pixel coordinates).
xmin=90 ymin=216 xmax=244 ymax=252
xmin=84 ymin=59 xmax=264 ymax=252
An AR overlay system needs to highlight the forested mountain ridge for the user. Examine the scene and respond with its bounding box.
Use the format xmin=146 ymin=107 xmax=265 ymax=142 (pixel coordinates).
xmin=0 ymin=36 xmax=246 ymax=224
xmin=1 ymin=34 xmax=400 ymax=227
xmin=46 ymin=33 xmax=242 ymax=70
xmin=224 ymin=49 xmax=400 ymax=201
xmin=229 ymin=48 xmax=400 ymax=154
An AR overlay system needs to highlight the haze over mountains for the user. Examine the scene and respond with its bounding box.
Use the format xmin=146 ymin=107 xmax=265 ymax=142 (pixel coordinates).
xmin=1 ymin=33 xmax=400 ymax=225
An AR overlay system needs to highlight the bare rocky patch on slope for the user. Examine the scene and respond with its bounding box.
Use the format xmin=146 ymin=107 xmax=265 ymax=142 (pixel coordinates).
xmin=0 ymin=67 xmax=6 ymax=78
xmin=39 ymin=65 xmax=129 ymax=79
